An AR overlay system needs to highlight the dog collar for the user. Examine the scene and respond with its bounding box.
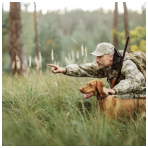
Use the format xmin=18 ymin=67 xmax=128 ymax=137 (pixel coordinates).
xmin=96 ymin=88 xmax=110 ymax=100
xmin=101 ymin=94 xmax=109 ymax=99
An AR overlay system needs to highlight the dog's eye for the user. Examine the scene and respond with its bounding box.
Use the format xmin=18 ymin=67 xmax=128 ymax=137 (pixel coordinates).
xmin=89 ymin=84 xmax=93 ymax=87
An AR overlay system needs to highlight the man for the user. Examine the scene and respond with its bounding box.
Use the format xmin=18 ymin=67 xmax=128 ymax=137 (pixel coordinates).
xmin=48 ymin=43 xmax=146 ymax=99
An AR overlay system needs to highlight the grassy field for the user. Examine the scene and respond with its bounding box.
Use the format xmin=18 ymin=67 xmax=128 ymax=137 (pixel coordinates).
xmin=2 ymin=70 xmax=146 ymax=146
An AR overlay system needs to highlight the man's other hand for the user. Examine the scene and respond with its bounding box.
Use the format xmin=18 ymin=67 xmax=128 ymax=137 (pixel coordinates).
xmin=105 ymin=88 xmax=116 ymax=95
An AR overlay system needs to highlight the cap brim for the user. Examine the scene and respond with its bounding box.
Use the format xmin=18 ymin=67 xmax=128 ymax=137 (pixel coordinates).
xmin=90 ymin=51 xmax=103 ymax=56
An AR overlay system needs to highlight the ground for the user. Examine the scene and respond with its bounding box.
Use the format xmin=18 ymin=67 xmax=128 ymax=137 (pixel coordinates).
xmin=2 ymin=70 xmax=146 ymax=146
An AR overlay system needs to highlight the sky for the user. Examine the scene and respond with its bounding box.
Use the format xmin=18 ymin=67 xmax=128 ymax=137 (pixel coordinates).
xmin=2 ymin=1 xmax=146 ymax=14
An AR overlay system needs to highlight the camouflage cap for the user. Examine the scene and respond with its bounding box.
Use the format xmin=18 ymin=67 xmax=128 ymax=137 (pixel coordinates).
xmin=90 ymin=42 xmax=114 ymax=56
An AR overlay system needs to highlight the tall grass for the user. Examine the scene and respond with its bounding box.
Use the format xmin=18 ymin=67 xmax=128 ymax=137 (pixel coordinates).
xmin=2 ymin=71 xmax=146 ymax=146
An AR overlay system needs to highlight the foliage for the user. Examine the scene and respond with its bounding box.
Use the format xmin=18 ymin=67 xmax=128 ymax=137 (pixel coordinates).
xmin=2 ymin=10 xmax=11 ymax=72
xmin=2 ymin=6 xmax=146 ymax=72
xmin=2 ymin=72 xmax=146 ymax=146
xmin=117 ymin=26 xmax=146 ymax=52
xmin=38 ymin=18 xmax=64 ymax=69
xmin=21 ymin=11 xmax=36 ymax=57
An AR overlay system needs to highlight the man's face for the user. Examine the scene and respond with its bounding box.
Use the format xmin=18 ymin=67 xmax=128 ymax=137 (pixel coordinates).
xmin=96 ymin=54 xmax=113 ymax=68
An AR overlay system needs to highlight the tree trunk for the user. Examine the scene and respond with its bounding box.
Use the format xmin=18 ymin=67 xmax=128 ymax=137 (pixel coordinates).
xmin=34 ymin=2 xmax=42 ymax=74
xmin=9 ymin=2 xmax=27 ymax=76
xmin=113 ymin=2 xmax=118 ymax=49
xmin=123 ymin=2 xmax=131 ymax=52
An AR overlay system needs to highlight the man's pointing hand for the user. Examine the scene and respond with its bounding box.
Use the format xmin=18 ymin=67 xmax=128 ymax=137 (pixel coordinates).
xmin=47 ymin=64 xmax=66 ymax=74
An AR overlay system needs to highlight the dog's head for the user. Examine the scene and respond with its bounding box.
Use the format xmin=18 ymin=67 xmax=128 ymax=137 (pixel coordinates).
xmin=80 ymin=80 xmax=106 ymax=100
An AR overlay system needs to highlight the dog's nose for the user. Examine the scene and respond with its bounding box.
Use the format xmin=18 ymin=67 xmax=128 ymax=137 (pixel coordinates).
xmin=80 ymin=88 xmax=83 ymax=92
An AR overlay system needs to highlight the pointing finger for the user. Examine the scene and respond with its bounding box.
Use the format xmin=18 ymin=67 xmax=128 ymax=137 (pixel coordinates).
xmin=47 ymin=64 xmax=59 ymax=68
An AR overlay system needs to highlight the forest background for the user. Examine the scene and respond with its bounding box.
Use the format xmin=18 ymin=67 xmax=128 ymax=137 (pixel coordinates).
xmin=2 ymin=2 xmax=146 ymax=72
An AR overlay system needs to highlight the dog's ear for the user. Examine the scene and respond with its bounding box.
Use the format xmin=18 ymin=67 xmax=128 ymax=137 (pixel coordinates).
xmin=100 ymin=81 xmax=105 ymax=88
xmin=96 ymin=80 xmax=105 ymax=95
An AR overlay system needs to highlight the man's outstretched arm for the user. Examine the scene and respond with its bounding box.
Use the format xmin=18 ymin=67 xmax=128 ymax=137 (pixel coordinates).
xmin=48 ymin=62 xmax=106 ymax=78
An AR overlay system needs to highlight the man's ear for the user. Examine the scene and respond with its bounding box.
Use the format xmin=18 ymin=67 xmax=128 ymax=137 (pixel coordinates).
xmin=109 ymin=54 xmax=114 ymax=60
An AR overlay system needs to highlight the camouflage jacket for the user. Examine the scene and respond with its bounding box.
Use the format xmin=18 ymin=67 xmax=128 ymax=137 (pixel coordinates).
xmin=64 ymin=51 xmax=145 ymax=95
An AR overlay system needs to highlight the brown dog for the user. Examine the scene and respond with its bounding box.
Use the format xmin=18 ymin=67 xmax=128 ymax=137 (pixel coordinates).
xmin=80 ymin=80 xmax=146 ymax=120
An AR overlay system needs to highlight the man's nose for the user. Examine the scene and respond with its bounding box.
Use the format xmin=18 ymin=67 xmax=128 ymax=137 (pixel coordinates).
xmin=96 ymin=58 xmax=99 ymax=62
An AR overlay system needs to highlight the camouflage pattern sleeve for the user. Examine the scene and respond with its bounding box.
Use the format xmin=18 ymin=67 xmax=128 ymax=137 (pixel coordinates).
xmin=64 ymin=61 xmax=106 ymax=78
xmin=113 ymin=60 xmax=145 ymax=95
